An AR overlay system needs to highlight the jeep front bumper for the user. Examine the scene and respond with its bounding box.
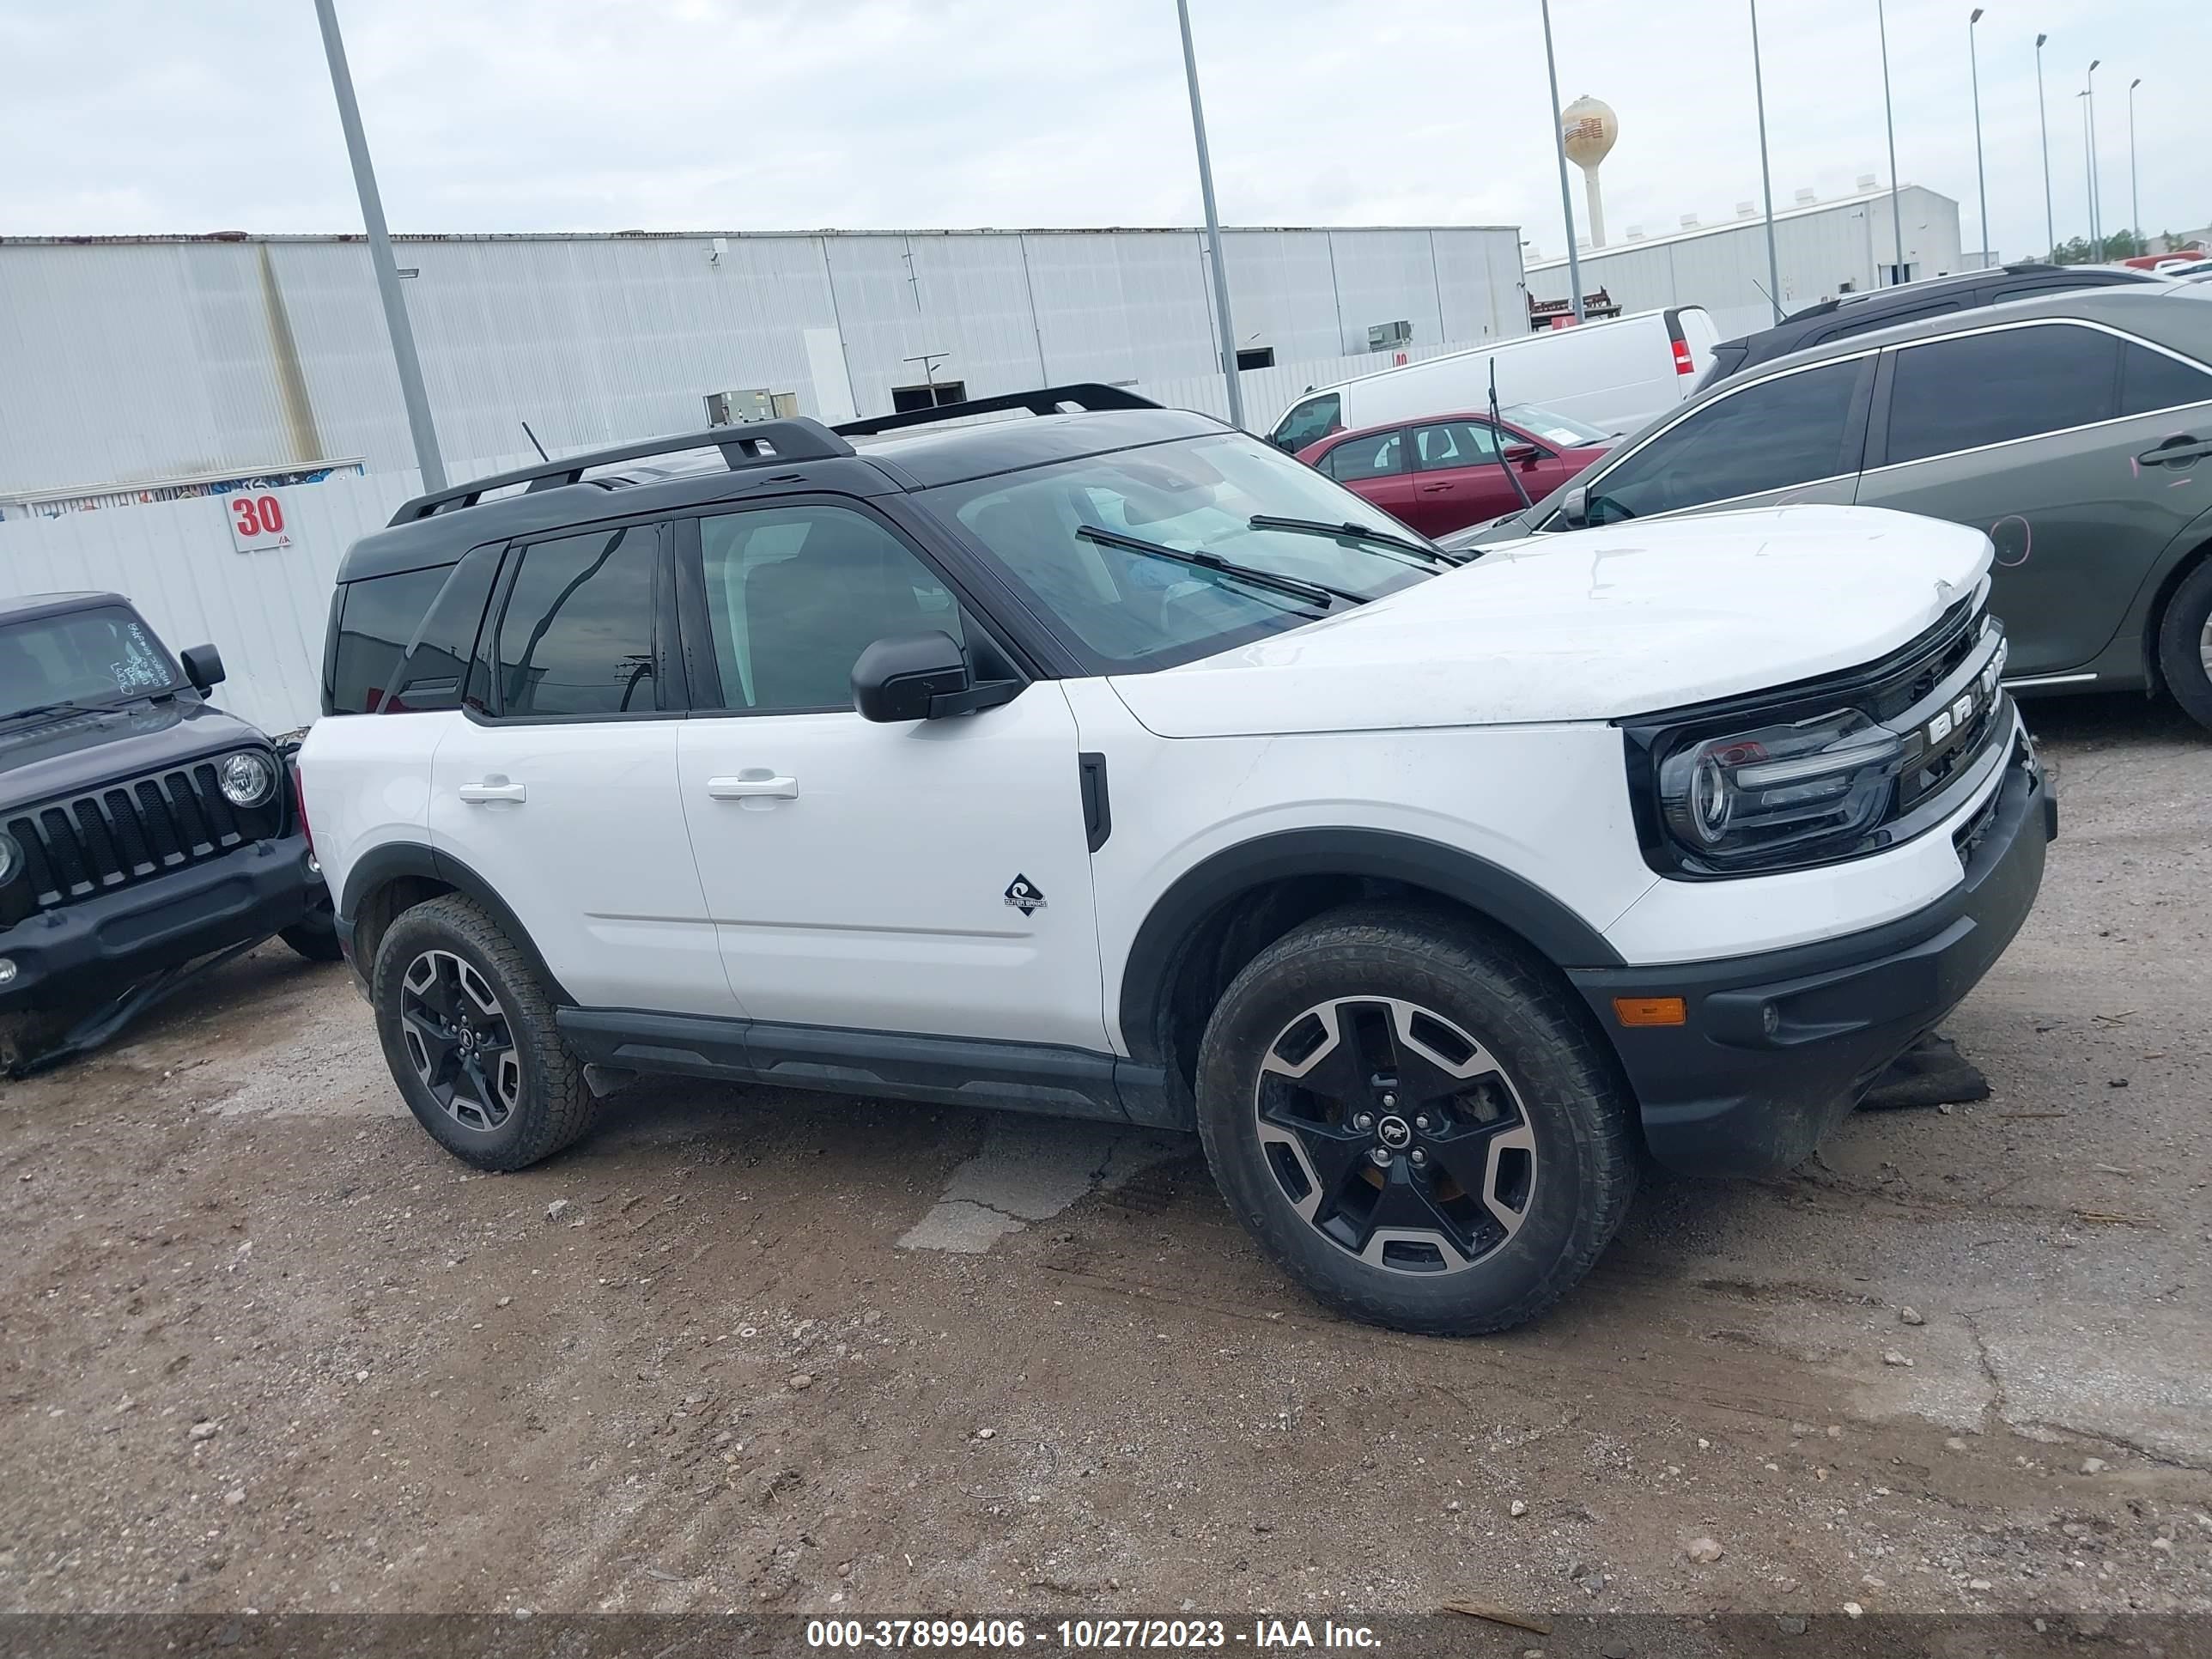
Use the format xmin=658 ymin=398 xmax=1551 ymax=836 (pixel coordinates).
xmin=0 ymin=834 xmax=322 ymax=1013
xmin=1568 ymin=737 xmax=2054 ymax=1178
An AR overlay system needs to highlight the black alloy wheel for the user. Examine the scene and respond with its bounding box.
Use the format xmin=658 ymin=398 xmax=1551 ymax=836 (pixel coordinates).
xmin=1255 ymin=994 xmax=1536 ymax=1275
xmin=398 ymin=947 xmax=521 ymax=1133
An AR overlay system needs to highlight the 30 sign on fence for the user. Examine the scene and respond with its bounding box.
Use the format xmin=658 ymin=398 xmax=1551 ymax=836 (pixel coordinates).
xmin=226 ymin=491 xmax=293 ymax=552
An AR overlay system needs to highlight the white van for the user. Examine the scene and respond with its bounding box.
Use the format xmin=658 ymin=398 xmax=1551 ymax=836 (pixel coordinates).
xmin=1266 ymin=307 xmax=1719 ymax=453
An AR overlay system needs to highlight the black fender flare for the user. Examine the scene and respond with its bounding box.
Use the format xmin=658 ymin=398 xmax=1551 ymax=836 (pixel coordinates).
xmin=1114 ymin=827 xmax=1625 ymax=1066
xmin=338 ymin=842 xmax=574 ymax=1005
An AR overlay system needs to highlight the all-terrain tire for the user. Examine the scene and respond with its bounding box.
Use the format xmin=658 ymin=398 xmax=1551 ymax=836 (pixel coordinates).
xmin=1194 ymin=902 xmax=1638 ymax=1336
xmin=2155 ymin=556 xmax=2212 ymax=734
xmin=371 ymin=894 xmax=594 ymax=1170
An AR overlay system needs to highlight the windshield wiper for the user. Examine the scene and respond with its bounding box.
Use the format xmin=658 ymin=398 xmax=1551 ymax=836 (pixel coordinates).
xmin=1246 ymin=514 xmax=1468 ymax=566
xmin=1073 ymin=524 xmax=1358 ymax=610
xmin=1 ymin=697 xmax=119 ymax=724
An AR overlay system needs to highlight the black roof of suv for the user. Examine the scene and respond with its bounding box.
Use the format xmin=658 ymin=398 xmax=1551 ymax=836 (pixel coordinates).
xmin=338 ymin=385 xmax=1200 ymax=584
xmin=1700 ymin=262 xmax=2173 ymax=388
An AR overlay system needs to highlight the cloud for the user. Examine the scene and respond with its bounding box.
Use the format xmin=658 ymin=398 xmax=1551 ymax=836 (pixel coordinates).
xmin=0 ymin=0 xmax=2198 ymax=258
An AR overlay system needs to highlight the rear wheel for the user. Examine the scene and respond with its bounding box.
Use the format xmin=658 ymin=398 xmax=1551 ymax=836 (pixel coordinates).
xmin=1194 ymin=903 xmax=1638 ymax=1336
xmin=371 ymin=895 xmax=593 ymax=1170
xmin=2156 ymin=557 xmax=2212 ymax=733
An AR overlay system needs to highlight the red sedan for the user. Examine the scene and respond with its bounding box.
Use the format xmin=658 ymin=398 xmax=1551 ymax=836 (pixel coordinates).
xmin=1296 ymin=404 xmax=1617 ymax=538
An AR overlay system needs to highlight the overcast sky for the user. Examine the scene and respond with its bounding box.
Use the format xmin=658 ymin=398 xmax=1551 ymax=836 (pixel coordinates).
xmin=1 ymin=0 xmax=2200 ymax=264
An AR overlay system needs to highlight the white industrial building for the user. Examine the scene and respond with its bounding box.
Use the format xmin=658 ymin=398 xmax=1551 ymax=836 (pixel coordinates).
xmin=1525 ymin=181 xmax=1964 ymax=343
xmin=0 ymin=226 xmax=1527 ymax=501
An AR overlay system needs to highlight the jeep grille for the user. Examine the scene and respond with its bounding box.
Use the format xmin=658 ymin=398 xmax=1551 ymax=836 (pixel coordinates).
xmin=5 ymin=758 xmax=284 ymax=913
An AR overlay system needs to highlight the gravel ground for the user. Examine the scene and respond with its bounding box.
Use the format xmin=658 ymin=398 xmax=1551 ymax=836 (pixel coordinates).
xmin=2 ymin=693 xmax=2208 ymax=1623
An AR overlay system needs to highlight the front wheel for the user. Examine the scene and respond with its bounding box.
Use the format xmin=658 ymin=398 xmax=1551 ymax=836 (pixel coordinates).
xmin=371 ymin=895 xmax=594 ymax=1170
xmin=2155 ymin=557 xmax=2212 ymax=733
xmin=1194 ymin=904 xmax=1638 ymax=1336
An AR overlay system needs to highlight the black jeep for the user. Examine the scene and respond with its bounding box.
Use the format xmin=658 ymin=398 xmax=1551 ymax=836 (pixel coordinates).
xmin=0 ymin=591 xmax=335 ymax=1071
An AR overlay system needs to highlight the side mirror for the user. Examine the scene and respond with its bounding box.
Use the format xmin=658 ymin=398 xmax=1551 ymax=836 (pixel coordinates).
xmin=1559 ymin=486 xmax=1590 ymax=530
xmin=1502 ymin=443 xmax=1540 ymax=468
xmin=179 ymin=643 xmax=226 ymax=692
xmin=852 ymin=631 xmax=970 ymax=723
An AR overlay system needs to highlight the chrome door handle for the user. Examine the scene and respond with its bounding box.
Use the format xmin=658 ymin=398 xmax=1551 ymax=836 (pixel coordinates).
xmin=457 ymin=780 xmax=526 ymax=804
xmin=706 ymin=775 xmax=799 ymax=800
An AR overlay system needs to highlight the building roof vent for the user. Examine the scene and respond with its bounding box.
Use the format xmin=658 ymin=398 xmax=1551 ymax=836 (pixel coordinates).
xmin=1625 ymin=225 xmax=1644 ymax=240
xmin=1795 ymin=187 xmax=1818 ymax=206
xmin=1856 ymin=173 xmax=1879 ymax=190
xmin=1736 ymin=201 xmax=1756 ymax=218
xmin=1679 ymin=214 xmax=1700 ymax=229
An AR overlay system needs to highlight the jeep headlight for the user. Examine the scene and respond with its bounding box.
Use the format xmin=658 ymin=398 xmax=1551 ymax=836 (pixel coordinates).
xmin=0 ymin=830 xmax=21 ymax=887
xmin=219 ymin=750 xmax=278 ymax=808
xmin=1654 ymin=708 xmax=1905 ymax=871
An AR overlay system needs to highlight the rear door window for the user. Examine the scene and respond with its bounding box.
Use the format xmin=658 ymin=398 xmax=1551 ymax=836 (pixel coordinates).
xmin=491 ymin=524 xmax=664 ymax=719
xmin=1574 ymin=359 xmax=1866 ymax=525
xmin=1413 ymin=422 xmax=1504 ymax=470
xmin=1319 ymin=429 xmax=1406 ymax=481
xmin=2118 ymin=340 xmax=2212 ymax=416
xmin=1882 ymin=323 xmax=2120 ymax=465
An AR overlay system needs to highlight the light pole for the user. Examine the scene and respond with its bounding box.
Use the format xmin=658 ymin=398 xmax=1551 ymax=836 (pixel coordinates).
xmin=2128 ymin=77 xmax=2142 ymax=253
xmin=2086 ymin=59 xmax=2101 ymax=252
xmin=313 ymin=0 xmax=444 ymax=489
xmin=1969 ymin=9 xmax=1990 ymax=266
xmin=1174 ymin=0 xmax=1244 ymax=430
xmin=1750 ymin=0 xmax=1783 ymax=322
xmin=2036 ymin=33 xmax=2055 ymax=260
xmin=1539 ymin=0 xmax=1585 ymax=323
xmin=1876 ymin=0 xmax=1905 ymax=283
xmin=2077 ymin=89 xmax=2094 ymax=257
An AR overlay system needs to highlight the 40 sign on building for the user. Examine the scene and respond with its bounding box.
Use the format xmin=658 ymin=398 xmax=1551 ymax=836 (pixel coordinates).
xmin=226 ymin=489 xmax=294 ymax=552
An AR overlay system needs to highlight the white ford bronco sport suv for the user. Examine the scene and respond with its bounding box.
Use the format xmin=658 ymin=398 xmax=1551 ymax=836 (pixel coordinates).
xmin=301 ymin=385 xmax=2053 ymax=1334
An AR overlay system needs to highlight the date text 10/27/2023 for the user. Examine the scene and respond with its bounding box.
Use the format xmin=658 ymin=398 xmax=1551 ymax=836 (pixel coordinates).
xmin=805 ymin=1619 xmax=1381 ymax=1650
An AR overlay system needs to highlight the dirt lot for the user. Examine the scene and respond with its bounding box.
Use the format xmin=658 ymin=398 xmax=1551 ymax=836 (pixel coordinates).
xmin=3 ymin=695 xmax=2208 ymax=1623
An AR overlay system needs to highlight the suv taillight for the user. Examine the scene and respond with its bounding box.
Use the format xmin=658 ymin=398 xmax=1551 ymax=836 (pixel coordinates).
xmin=1671 ymin=338 xmax=1696 ymax=375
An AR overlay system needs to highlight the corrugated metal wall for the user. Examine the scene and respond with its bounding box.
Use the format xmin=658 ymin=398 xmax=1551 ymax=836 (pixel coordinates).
xmin=0 ymin=226 xmax=1525 ymax=498
xmin=1524 ymin=186 xmax=1962 ymax=343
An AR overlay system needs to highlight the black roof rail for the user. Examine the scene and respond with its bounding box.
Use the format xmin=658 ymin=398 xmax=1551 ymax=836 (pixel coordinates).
xmin=834 ymin=383 xmax=1161 ymax=439
xmin=387 ymin=418 xmax=857 ymax=525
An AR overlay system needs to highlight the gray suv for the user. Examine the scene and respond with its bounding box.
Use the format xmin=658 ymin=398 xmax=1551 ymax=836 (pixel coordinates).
xmin=1455 ymin=286 xmax=2212 ymax=729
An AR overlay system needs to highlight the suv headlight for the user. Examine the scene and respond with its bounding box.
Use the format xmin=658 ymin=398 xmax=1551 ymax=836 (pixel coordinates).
xmin=219 ymin=750 xmax=278 ymax=808
xmin=0 ymin=830 xmax=21 ymax=887
xmin=1653 ymin=708 xmax=1905 ymax=872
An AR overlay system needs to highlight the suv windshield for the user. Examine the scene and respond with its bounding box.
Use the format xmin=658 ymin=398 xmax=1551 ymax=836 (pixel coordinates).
xmin=922 ymin=433 xmax=1436 ymax=673
xmin=0 ymin=605 xmax=181 ymax=721
xmin=1498 ymin=404 xmax=1611 ymax=447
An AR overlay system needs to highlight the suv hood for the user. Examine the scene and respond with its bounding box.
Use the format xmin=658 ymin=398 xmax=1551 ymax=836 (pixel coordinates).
xmin=1109 ymin=507 xmax=1994 ymax=738
xmin=0 ymin=698 xmax=266 ymax=809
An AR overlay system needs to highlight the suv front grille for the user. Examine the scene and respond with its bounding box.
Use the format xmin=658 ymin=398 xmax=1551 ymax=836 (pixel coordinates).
xmin=5 ymin=758 xmax=283 ymax=914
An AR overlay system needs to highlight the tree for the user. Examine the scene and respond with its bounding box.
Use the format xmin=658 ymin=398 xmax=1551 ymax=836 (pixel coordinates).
xmin=2051 ymin=229 xmax=2148 ymax=264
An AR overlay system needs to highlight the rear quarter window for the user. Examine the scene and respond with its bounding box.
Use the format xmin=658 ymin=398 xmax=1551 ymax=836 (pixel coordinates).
xmin=324 ymin=563 xmax=455 ymax=715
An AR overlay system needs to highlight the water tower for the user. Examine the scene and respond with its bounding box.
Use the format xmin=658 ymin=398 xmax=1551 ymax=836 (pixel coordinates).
xmin=1561 ymin=95 xmax=1619 ymax=248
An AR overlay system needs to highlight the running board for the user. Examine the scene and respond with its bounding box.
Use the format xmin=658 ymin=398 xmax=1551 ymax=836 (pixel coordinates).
xmin=556 ymin=1007 xmax=1181 ymax=1127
